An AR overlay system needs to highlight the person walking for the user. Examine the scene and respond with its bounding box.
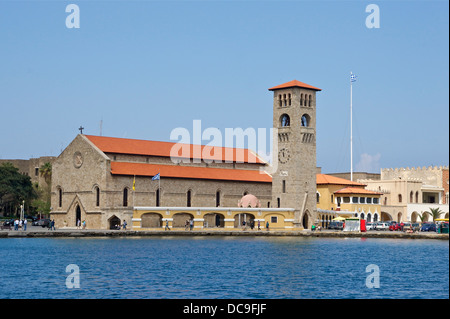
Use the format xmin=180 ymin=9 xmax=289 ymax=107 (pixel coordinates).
xmin=257 ymin=220 xmax=261 ymax=231
xmin=122 ymin=220 xmax=127 ymax=230
xmin=14 ymin=219 xmax=19 ymax=231
xmin=23 ymin=218 xmax=27 ymax=231
xmin=82 ymin=220 xmax=86 ymax=229
xmin=165 ymin=219 xmax=171 ymax=231
xmin=266 ymin=221 xmax=269 ymax=231
xmin=189 ymin=219 xmax=194 ymax=231
xmin=50 ymin=220 xmax=55 ymax=231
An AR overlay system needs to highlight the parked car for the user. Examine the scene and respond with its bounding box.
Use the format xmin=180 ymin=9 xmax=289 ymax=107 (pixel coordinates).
xmin=412 ymin=223 xmax=421 ymax=232
xmin=375 ymin=222 xmax=390 ymax=231
xmin=328 ymin=221 xmax=344 ymax=230
xmin=35 ymin=218 xmax=51 ymax=228
xmin=420 ymin=223 xmax=437 ymax=232
xmin=2 ymin=219 xmax=15 ymax=227
xmin=389 ymin=222 xmax=401 ymax=231
xmin=402 ymin=222 xmax=412 ymax=231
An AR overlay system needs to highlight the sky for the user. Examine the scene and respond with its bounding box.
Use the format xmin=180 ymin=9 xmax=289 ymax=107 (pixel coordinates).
xmin=0 ymin=0 xmax=448 ymax=174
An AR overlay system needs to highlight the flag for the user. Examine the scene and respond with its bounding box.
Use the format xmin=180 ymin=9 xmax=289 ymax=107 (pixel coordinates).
xmin=350 ymin=73 xmax=357 ymax=82
xmin=132 ymin=175 xmax=136 ymax=191
xmin=152 ymin=173 xmax=160 ymax=181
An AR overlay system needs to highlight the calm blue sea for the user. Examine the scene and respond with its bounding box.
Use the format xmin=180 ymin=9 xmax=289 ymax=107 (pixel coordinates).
xmin=0 ymin=237 xmax=448 ymax=299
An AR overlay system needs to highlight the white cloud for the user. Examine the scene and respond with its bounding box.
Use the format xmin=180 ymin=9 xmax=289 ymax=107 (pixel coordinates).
xmin=355 ymin=153 xmax=381 ymax=173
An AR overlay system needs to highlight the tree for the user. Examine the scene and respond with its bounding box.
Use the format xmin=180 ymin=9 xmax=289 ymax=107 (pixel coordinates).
xmin=0 ymin=162 xmax=37 ymax=216
xmin=425 ymin=207 xmax=444 ymax=222
xmin=39 ymin=162 xmax=52 ymax=185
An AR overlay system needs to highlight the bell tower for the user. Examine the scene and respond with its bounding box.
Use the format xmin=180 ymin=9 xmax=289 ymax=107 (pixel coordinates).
xmin=268 ymin=80 xmax=321 ymax=229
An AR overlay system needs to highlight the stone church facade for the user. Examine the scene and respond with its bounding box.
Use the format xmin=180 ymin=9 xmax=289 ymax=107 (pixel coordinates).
xmin=50 ymin=80 xmax=321 ymax=230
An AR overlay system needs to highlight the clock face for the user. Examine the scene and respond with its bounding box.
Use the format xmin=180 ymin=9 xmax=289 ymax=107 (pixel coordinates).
xmin=278 ymin=148 xmax=291 ymax=164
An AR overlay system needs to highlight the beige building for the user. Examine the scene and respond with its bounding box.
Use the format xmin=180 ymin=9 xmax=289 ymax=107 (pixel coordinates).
xmin=316 ymin=174 xmax=382 ymax=227
xmin=360 ymin=166 xmax=449 ymax=222
xmin=50 ymin=80 xmax=322 ymax=230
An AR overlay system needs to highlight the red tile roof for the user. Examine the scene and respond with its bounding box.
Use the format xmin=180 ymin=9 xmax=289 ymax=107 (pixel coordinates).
xmin=316 ymin=174 xmax=366 ymax=186
xmin=268 ymin=80 xmax=321 ymax=91
xmin=334 ymin=187 xmax=383 ymax=195
xmin=110 ymin=162 xmax=272 ymax=183
xmin=85 ymin=135 xmax=265 ymax=164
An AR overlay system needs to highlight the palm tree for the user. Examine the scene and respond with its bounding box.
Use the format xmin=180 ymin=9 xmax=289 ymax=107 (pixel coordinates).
xmin=39 ymin=162 xmax=52 ymax=185
xmin=418 ymin=213 xmax=428 ymax=223
xmin=424 ymin=207 xmax=443 ymax=222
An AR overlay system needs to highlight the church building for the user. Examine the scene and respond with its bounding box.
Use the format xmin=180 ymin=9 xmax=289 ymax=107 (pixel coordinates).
xmin=50 ymin=80 xmax=321 ymax=230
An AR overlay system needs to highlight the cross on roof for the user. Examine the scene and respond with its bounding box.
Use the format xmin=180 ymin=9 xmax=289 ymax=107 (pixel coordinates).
xmin=79 ymin=126 xmax=84 ymax=134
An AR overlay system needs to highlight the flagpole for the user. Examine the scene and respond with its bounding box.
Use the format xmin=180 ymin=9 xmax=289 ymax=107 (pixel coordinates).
xmin=350 ymin=72 xmax=353 ymax=182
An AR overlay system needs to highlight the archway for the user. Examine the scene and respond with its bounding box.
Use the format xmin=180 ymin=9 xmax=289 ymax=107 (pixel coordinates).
xmin=204 ymin=213 xmax=225 ymax=228
xmin=75 ymin=205 xmax=81 ymax=227
xmin=411 ymin=211 xmax=419 ymax=223
xmin=173 ymin=213 xmax=194 ymax=228
xmin=302 ymin=211 xmax=311 ymax=229
xmin=397 ymin=212 xmax=402 ymax=223
xmin=381 ymin=212 xmax=392 ymax=222
xmin=108 ymin=215 xmax=121 ymax=230
xmin=141 ymin=213 xmax=163 ymax=228
xmin=234 ymin=213 xmax=255 ymax=228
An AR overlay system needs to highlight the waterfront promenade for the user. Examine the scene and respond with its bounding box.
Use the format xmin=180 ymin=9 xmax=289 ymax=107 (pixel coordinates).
xmin=1 ymin=225 xmax=448 ymax=240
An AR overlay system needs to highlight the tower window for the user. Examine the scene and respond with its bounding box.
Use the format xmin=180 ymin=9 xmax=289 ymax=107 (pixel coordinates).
xmin=301 ymin=114 xmax=310 ymax=127
xmin=277 ymin=197 xmax=281 ymax=208
xmin=308 ymin=94 xmax=312 ymax=107
xmin=278 ymin=94 xmax=282 ymax=107
xmin=280 ymin=114 xmax=290 ymax=127
xmin=288 ymin=93 xmax=292 ymax=106
xmin=282 ymin=180 xmax=286 ymax=193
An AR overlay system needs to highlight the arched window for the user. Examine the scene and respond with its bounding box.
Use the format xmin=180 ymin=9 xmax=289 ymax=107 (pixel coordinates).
xmin=308 ymin=94 xmax=312 ymax=107
xmin=216 ymin=190 xmax=221 ymax=207
xmin=300 ymin=93 xmax=304 ymax=105
xmin=283 ymin=94 xmax=287 ymax=106
xmin=280 ymin=114 xmax=290 ymax=127
xmin=187 ymin=189 xmax=192 ymax=207
xmin=123 ymin=188 xmax=128 ymax=207
xmin=156 ymin=188 xmax=161 ymax=207
xmin=410 ymin=191 xmax=413 ymax=203
xmin=398 ymin=194 xmax=402 ymax=203
xmin=301 ymin=114 xmax=310 ymax=127
xmin=278 ymin=94 xmax=282 ymax=107
xmin=95 ymin=186 xmax=100 ymax=207
xmin=288 ymin=93 xmax=292 ymax=106
xmin=415 ymin=191 xmax=419 ymax=203
xmin=58 ymin=187 xmax=62 ymax=207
